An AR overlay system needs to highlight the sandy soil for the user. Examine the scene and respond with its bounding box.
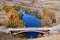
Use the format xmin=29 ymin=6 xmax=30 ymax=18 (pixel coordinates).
xmin=29 ymin=34 xmax=60 ymax=40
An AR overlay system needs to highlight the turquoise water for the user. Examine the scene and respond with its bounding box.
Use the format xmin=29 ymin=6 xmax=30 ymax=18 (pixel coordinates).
xmin=22 ymin=11 xmax=42 ymax=27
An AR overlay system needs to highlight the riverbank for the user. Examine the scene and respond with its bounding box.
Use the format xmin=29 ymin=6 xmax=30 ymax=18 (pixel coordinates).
xmin=29 ymin=34 xmax=60 ymax=40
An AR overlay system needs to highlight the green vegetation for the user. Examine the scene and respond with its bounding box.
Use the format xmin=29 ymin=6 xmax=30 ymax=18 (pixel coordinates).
xmin=36 ymin=15 xmax=41 ymax=19
xmin=38 ymin=34 xmax=43 ymax=38
xmin=14 ymin=32 xmax=26 ymax=38
xmin=15 ymin=34 xmax=25 ymax=38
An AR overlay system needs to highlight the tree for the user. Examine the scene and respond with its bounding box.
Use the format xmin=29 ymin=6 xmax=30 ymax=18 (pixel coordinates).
xmin=42 ymin=8 xmax=56 ymax=27
xmin=6 ymin=10 xmax=25 ymax=28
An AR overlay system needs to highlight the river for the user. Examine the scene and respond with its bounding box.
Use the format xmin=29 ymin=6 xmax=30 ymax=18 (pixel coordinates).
xmin=22 ymin=11 xmax=42 ymax=27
